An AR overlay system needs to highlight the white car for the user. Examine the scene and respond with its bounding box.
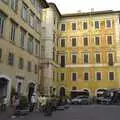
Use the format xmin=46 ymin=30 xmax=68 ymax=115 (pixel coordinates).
xmin=71 ymin=96 xmax=90 ymax=105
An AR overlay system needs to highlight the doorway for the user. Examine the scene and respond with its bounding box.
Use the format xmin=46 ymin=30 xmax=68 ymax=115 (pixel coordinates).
xmin=0 ymin=78 xmax=8 ymax=98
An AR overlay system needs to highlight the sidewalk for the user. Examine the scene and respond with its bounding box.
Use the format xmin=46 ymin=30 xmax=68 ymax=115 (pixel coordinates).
xmin=0 ymin=107 xmax=13 ymax=120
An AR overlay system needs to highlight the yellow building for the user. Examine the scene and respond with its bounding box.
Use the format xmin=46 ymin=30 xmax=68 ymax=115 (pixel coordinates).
xmin=45 ymin=4 xmax=120 ymax=96
xmin=57 ymin=10 xmax=120 ymax=96
xmin=0 ymin=0 xmax=48 ymax=102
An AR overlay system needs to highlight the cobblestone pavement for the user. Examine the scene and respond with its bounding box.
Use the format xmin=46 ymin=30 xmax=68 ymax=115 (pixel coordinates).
xmin=1 ymin=105 xmax=120 ymax=120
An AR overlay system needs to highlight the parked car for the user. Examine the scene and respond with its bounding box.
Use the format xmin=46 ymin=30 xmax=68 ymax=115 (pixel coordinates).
xmin=71 ymin=96 xmax=91 ymax=105
xmin=96 ymin=97 xmax=111 ymax=104
xmin=96 ymin=89 xmax=120 ymax=105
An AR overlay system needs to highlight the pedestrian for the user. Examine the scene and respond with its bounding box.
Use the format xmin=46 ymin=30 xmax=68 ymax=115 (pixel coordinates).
xmin=37 ymin=95 xmax=43 ymax=112
xmin=11 ymin=93 xmax=19 ymax=118
xmin=29 ymin=93 xmax=37 ymax=112
xmin=44 ymin=97 xmax=53 ymax=116
xmin=1 ymin=96 xmax=8 ymax=111
xmin=41 ymin=95 xmax=47 ymax=112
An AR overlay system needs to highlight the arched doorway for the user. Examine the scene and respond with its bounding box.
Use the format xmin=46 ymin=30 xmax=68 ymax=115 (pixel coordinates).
xmin=0 ymin=78 xmax=8 ymax=97
xmin=0 ymin=75 xmax=11 ymax=103
xmin=28 ymin=82 xmax=35 ymax=103
xmin=59 ymin=87 xmax=65 ymax=97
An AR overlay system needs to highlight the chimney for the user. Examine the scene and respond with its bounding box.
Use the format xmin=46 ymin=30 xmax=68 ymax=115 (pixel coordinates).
xmin=91 ymin=8 xmax=94 ymax=12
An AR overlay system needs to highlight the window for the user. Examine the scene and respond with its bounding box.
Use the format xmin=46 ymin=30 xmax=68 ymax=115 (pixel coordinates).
xmin=119 ymin=15 xmax=120 ymax=24
xmin=96 ymin=72 xmax=101 ymax=80
xmin=37 ymin=3 xmax=42 ymax=13
xmin=95 ymin=21 xmax=99 ymax=29
xmin=0 ymin=12 xmax=6 ymax=37
xmin=0 ymin=48 xmax=2 ymax=60
xmin=83 ymin=22 xmax=87 ymax=30
xmin=61 ymin=73 xmax=64 ymax=81
xmin=34 ymin=64 xmax=38 ymax=74
xmin=8 ymin=52 xmax=14 ymax=65
xmin=72 ymin=73 xmax=77 ymax=81
xmin=61 ymin=55 xmax=65 ymax=67
xmin=35 ymin=40 xmax=40 ymax=56
xmin=53 ymin=47 xmax=55 ymax=61
xmin=11 ymin=0 xmax=18 ymax=11
xmin=19 ymin=58 xmax=24 ymax=69
xmin=61 ymin=24 xmax=65 ymax=31
xmin=83 ymin=37 xmax=88 ymax=46
xmin=72 ymin=54 xmax=77 ymax=64
xmin=53 ymin=32 xmax=55 ymax=43
xmin=57 ymin=72 xmax=59 ymax=81
xmin=11 ymin=21 xmax=17 ymax=41
xmin=84 ymin=53 xmax=89 ymax=64
xmin=27 ymin=35 xmax=33 ymax=54
xmin=20 ymin=28 xmax=25 ymax=48
xmin=36 ymin=18 xmax=41 ymax=33
xmin=95 ymin=36 xmax=100 ymax=45
xmin=106 ymin=20 xmax=112 ymax=28
xmin=29 ymin=11 xmax=34 ymax=27
xmin=107 ymin=36 xmax=112 ymax=45
xmin=53 ymin=71 xmax=55 ymax=81
xmin=72 ymin=38 xmax=76 ymax=47
xmin=21 ymin=3 xmax=28 ymax=22
xmin=109 ymin=72 xmax=114 ymax=80
xmin=27 ymin=61 xmax=32 ymax=72
xmin=84 ymin=72 xmax=89 ymax=81
xmin=61 ymin=39 xmax=65 ymax=47
xmin=54 ymin=17 xmax=56 ymax=25
xmin=72 ymin=23 xmax=76 ymax=30
xmin=108 ymin=53 xmax=114 ymax=65
xmin=16 ymin=82 xmax=22 ymax=96
xmin=96 ymin=53 xmax=101 ymax=64
xmin=56 ymin=55 xmax=58 ymax=64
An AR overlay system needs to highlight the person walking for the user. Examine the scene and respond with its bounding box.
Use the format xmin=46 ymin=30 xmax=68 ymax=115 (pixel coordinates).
xmin=11 ymin=93 xmax=19 ymax=118
xmin=1 ymin=96 xmax=8 ymax=111
xmin=29 ymin=93 xmax=37 ymax=112
xmin=37 ymin=95 xmax=43 ymax=112
xmin=44 ymin=97 xmax=53 ymax=116
xmin=41 ymin=95 xmax=47 ymax=112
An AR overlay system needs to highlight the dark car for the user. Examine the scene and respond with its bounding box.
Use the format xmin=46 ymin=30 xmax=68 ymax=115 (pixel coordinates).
xmin=96 ymin=89 xmax=120 ymax=105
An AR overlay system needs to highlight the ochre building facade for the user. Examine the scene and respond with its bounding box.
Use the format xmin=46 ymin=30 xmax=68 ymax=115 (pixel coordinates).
xmin=45 ymin=3 xmax=120 ymax=96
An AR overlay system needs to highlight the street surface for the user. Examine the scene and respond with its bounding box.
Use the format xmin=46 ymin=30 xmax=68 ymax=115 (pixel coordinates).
xmin=1 ymin=105 xmax=120 ymax=120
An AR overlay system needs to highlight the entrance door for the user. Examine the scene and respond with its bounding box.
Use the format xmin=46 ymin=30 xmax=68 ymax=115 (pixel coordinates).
xmin=0 ymin=78 xmax=8 ymax=98
xmin=28 ymin=82 xmax=35 ymax=103
xmin=60 ymin=87 xmax=65 ymax=97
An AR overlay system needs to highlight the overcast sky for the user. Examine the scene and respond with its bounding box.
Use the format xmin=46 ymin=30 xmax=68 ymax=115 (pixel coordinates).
xmin=46 ymin=0 xmax=120 ymax=14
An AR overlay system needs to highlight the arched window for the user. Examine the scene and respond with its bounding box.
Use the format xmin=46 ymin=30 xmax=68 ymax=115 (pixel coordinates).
xmin=60 ymin=87 xmax=65 ymax=97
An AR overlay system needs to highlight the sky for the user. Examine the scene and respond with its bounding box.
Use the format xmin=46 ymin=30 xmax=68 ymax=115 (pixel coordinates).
xmin=46 ymin=0 xmax=120 ymax=14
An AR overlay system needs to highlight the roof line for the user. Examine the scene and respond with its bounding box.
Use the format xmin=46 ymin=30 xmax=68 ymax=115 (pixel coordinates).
xmin=48 ymin=2 xmax=61 ymax=16
xmin=62 ymin=10 xmax=120 ymax=17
